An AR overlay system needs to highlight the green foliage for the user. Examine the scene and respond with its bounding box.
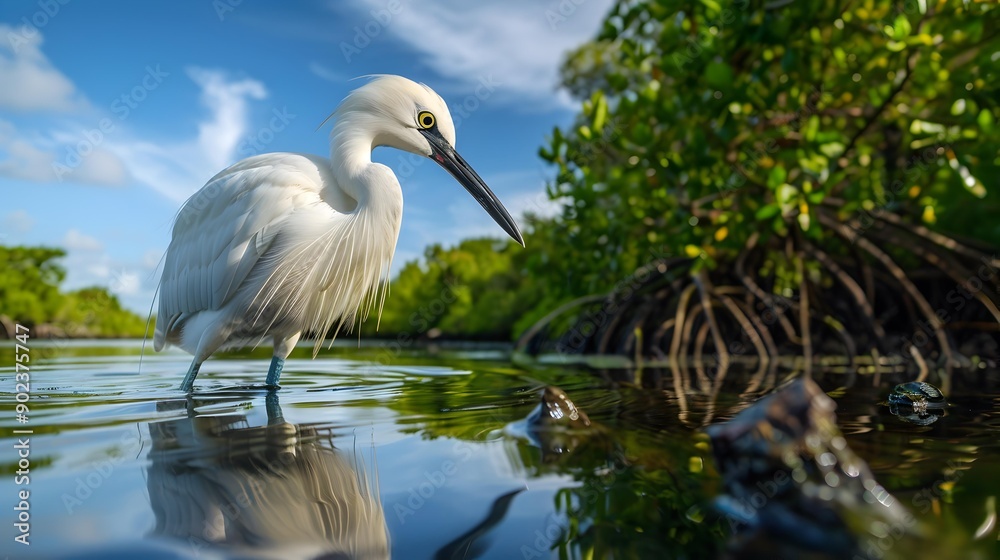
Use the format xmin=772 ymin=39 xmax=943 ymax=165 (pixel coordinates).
xmin=0 ymin=245 xmax=67 ymax=323
xmin=540 ymin=0 xmax=1000 ymax=297
xmin=365 ymin=0 xmax=1000 ymax=341
xmin=59 ymin=287 xmax=148 ymax=337
xmin=0 ymin=245 xmax=147 ymax=338
xmin=371 ymin=234 xmax=549 ymax=339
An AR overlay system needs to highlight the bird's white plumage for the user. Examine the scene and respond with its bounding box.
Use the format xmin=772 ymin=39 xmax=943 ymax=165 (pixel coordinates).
xmin=154 ymin=151 xmax=400 ymax=357
xmin=154 ymin=75 xmax=521 ymax=388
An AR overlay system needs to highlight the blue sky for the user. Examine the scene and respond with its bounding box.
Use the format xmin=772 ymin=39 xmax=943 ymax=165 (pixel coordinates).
xmin=0 ymin=0 xmax=613 ymax=312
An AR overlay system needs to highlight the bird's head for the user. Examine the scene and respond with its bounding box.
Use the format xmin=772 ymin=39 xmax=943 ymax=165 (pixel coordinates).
xmin=333 ymin=75 xmax=523 ymax=246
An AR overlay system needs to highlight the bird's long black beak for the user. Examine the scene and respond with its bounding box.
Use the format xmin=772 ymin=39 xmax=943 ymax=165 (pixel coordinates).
xmin=421 ymin=129 xmax=524 ymax=246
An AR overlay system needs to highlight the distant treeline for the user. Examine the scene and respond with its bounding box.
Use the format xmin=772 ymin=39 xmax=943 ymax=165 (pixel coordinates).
xmin=360 ymin=234 xmax=555 ymax=341
xmin=0 ymin=246 xmax=147 ymax=339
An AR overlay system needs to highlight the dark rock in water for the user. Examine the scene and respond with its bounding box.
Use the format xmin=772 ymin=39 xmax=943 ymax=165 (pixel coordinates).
xmin=519 ymin=386 xmax=605 ymax=463
xmin=528 ymin=386 xmax=593 ymax=430
xmin=706 ymin=378 xmax=919 ymax=559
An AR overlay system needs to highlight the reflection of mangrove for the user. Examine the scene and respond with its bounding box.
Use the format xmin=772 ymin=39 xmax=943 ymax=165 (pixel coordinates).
xmin=146 ymin=392 xmax=388 ymax=559
xmin=517 ymin=221 xmax=1000 ymax=386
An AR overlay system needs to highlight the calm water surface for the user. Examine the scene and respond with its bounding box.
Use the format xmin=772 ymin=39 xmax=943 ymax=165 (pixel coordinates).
xmin=1 ymin=340 xmax=999 ymax=559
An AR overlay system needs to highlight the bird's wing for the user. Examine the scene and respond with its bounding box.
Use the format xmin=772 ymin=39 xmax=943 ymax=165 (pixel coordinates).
xmin=155 ymin=154 xmax=341 ymax=346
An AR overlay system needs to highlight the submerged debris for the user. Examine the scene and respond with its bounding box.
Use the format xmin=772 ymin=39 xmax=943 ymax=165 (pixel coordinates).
xmin=706 ymin=378 xmax=919 ymax=559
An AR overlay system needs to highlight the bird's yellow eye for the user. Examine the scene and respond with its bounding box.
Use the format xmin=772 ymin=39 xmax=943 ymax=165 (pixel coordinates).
xmin=417 ymin=111 xmax=435 ymax=129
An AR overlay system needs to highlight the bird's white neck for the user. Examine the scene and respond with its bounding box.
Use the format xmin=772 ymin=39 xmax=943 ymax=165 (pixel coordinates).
xmin=329 ymin=118 xmax=379 ymax=202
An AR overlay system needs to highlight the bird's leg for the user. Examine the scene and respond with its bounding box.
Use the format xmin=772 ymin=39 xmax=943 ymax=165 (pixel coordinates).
xmin=266 ymin=332 xmax=301 ymax=389
xmin=180 ymin=360 xmax=202 ymax=392
xmin=265 ymin=356 xmax=285 ymax=388
xmin=180 ymin=324 xmax=230 ymax=391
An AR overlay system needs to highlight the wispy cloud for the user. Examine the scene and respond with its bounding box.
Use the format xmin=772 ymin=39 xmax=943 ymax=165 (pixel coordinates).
xmin=63 ymin=228 xmax=104 ymax=252
xmin=309 ymin=61 xmax=345 ymax=83
xmin=188 ymin=67 xmax=268 ymax=171
xmin=60 ymin=247 xmax=160 ymax=311
xmin=0 ymin=26 xmax=272 ymax=312
xmin=3 ymin=209 xmax=35 ymax=234
xmin=0 ymin=23 xmax=88 ymax=113
xmin=345 ymin=0 xmax=613 ymax=108
xmin=106 ymin=67 xmax=269 ymax=202
xmin=0 ymin=119 xmax=128 ymax=186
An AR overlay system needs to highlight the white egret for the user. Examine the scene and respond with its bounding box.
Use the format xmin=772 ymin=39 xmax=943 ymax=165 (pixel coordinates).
xmin=154 ymin=75 xmax=524 ymax=391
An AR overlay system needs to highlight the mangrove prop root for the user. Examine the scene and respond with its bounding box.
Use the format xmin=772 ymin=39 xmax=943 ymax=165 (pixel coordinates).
xmin=516 ymin=209 xmax=1000 ymax=386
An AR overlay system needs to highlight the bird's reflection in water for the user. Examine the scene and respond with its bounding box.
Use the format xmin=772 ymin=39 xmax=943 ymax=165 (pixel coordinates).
xmin=146 ymin=392 xmax=388 ymax=560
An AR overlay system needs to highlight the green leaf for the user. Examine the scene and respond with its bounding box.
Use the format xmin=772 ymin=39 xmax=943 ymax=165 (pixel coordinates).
xmin=756 ymin=204 xmax=781 ymax=220
xmin=978 ymin=109 xmax=995 ymax=132
xmin=592 ymin=93 xmax=608 ymax=132
xmin=892 ymin=14 xmax=911 ymax=40
xmin=767 ymin=166 xmax=787 ymax=190
xmin=705 ymin=61 xmax=733 ymax=89
xmin=819 ymin=142 xmax=845 ymax=158
xmin=777 ymin=183 xmax=798 ymax=215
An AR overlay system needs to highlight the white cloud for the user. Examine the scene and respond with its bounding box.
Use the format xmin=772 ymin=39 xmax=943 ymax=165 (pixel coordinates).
xmin=3 ymin=209 xmax=35 ymax=233
xmin=106 ymin=68 xmax=269 ymax=202
xmin=0 ymin=120 xmax=129 ymax=186
xmin=63 ymin=229 xmax=103 ymax=252
xmin=109 ymin=267 xmax=141 ymax=296
xmin=143 ymin=249 xmax=163 ymax=270
xmin=187 ymin=67 xmax=268 ymax=171
xmin=60 ymin=249 xmax=159 ymax=313
xmin=309 ymin=61 xmax=345 ymax=83
xmin=0 ymin=24 xmax=87 ymax=112
xmin=0 ymin=26 xmax=128 ymax=189
xmin=347 ymin=0 xmax=614 ymax=107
